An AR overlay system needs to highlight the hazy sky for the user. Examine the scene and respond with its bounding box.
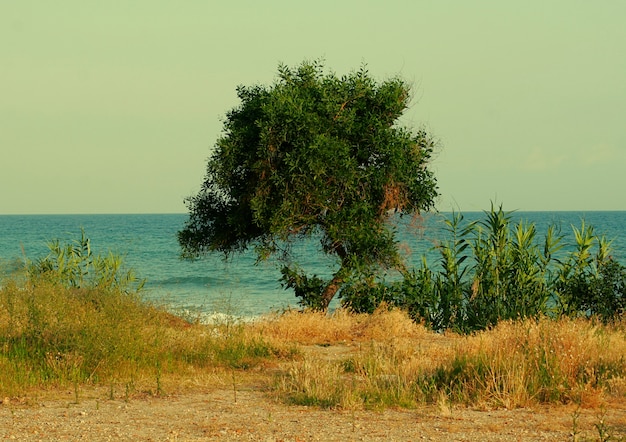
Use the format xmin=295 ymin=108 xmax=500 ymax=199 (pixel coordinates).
xmin=2 ymin=1 xmax=625 ymax=214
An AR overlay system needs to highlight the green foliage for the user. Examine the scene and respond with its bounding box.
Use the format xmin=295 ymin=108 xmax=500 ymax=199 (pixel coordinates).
xmin=462 ymin=205 xmax=558 ymax=330
xmin=429 ymin=212 xmax=475 ymax=329
xmin=28 ymin=228 xmax=145 ymax=293
xmin=344 ymin=205 xmax=626 ymax=332
xmin=554 ymin=224 xmax=626 ymax=322
xmin=0 ymin=233 xmax=290 ymax=396
xmin=340 ymin=273 xmax=401 ymax=315
xmin=280 ymin=265 xmax=327 ymax=310
xmin=179 ymin=60 xmax=438 ymax=309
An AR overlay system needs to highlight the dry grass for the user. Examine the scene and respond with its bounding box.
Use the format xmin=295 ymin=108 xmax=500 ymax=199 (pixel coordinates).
xmin=2 ymin=278 xmax=625 ymax=416
xmin=253 ymin=305 xmax=430 ymax=344
xmin=0 ymin=279 xmax=291 ymax=398
xmin=261 ymin=309 xmax=626 ymax=411
xmin=460 ymin=317 xmax=626 ymax=408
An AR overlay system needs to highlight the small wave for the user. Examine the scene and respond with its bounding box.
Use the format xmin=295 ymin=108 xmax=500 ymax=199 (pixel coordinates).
xmin=151 ymin=276 xmax=215 ymax=286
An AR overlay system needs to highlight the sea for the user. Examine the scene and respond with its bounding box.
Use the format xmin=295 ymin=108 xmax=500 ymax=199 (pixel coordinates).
xmin=0 ymin=212 xmax=624 ymax=318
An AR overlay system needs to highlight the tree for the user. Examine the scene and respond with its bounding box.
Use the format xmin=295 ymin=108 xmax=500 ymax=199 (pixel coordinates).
xmin=178 ymin=60 xmax=438 ymax=310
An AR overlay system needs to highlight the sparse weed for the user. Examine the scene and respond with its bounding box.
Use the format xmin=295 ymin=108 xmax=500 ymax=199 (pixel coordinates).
xmin=0 ymin=232 xmax=292 ymax=397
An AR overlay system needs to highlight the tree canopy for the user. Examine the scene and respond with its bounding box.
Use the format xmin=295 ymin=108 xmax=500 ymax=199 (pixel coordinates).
xmin=179 ymin=60 xmax=438 ymax=309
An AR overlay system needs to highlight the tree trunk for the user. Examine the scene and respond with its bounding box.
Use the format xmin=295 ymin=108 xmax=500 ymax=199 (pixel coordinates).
xmin=320 ymin=273 xmax=344 ymax=310
xmin=318 ymin=241 xmax=350 ymax=310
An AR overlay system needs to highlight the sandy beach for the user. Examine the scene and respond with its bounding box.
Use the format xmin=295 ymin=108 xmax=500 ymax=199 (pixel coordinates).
xmin=2 ymin=375 xmax=625 ymax=441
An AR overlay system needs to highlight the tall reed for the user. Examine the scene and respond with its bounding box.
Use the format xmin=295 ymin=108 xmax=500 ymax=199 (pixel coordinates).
xmin=342 ymin=204 xmax=626 ymax=332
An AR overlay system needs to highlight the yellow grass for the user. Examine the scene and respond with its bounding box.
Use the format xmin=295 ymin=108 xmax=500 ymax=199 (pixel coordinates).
xmin=1 ymin=279 xmax=624 ymax=413
xmin=260 ymin=309 xmax=626 ymax=410
xmin=253 ymin=305 xmax=430 ymax=344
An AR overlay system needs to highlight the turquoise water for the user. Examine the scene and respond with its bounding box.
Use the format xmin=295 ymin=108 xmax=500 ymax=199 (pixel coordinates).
xmin=0 ymin=212 xmax=624 ymax=317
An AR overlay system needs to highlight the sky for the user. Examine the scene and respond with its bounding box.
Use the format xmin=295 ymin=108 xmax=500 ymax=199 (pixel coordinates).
xmin=2 ymin=1 xmax=625 ymax=214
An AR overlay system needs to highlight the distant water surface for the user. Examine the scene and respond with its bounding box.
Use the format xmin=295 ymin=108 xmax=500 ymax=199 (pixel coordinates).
xmin=0 ymin=212 xmax=624 ymax=317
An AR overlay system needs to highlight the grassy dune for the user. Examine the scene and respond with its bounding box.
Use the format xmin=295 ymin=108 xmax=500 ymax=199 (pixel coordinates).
xmin=1 ymin=278 xmax=624 ymax=415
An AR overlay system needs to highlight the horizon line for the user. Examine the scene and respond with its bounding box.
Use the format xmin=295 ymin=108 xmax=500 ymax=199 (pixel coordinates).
xmin=2 ymin=209 xmax=626 ymax=216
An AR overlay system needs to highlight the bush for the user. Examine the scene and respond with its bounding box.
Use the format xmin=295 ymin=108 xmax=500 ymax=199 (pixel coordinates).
xmin=343 ymin=205 xmax=626 ymax=332
xmin=554 ymin=224 xmax=626 ymax=322
xmin=280 ymin=265 xmax=328 ymax=310
xmin=28 ymin=228 xmax=145 ymax=293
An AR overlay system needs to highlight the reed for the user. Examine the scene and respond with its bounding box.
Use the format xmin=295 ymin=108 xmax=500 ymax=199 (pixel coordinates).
xmin=342 ymin=204 xmax=626 ymax=332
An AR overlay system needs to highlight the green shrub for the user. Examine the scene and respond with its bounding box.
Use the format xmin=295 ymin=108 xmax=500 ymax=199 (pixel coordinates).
xmin=28 ymin=228 xmax=145 ymax=293
xmin=554 ymin=224 xmax=626 ymax=322
xmin=280 ymin=264 xmax=328 ymax=310
xmin=343 ymin=205 xmax=626 ymax=332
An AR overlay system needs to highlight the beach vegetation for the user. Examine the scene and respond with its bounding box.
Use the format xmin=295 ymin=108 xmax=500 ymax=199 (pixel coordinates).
xmin=267 ymin=309 xmax=626 ymax=411
xmin=0 ymin=232 xmax=291 ymax=398
xmin=341 ymin=205 xmax=626 ymax=332
xmin=28 ymin=228 xmax=145 ymax=293
xmin=178 ymin=59 xmax=438 ymax=310
xmin=0 ymin=217 xmax=624 ymax=436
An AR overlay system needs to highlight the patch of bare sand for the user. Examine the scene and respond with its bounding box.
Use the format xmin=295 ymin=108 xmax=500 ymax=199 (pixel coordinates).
xmin=2 ymin=386 xmax=625 ymax=441
xmin=2 ymin=339 xmax=625 ymax=441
